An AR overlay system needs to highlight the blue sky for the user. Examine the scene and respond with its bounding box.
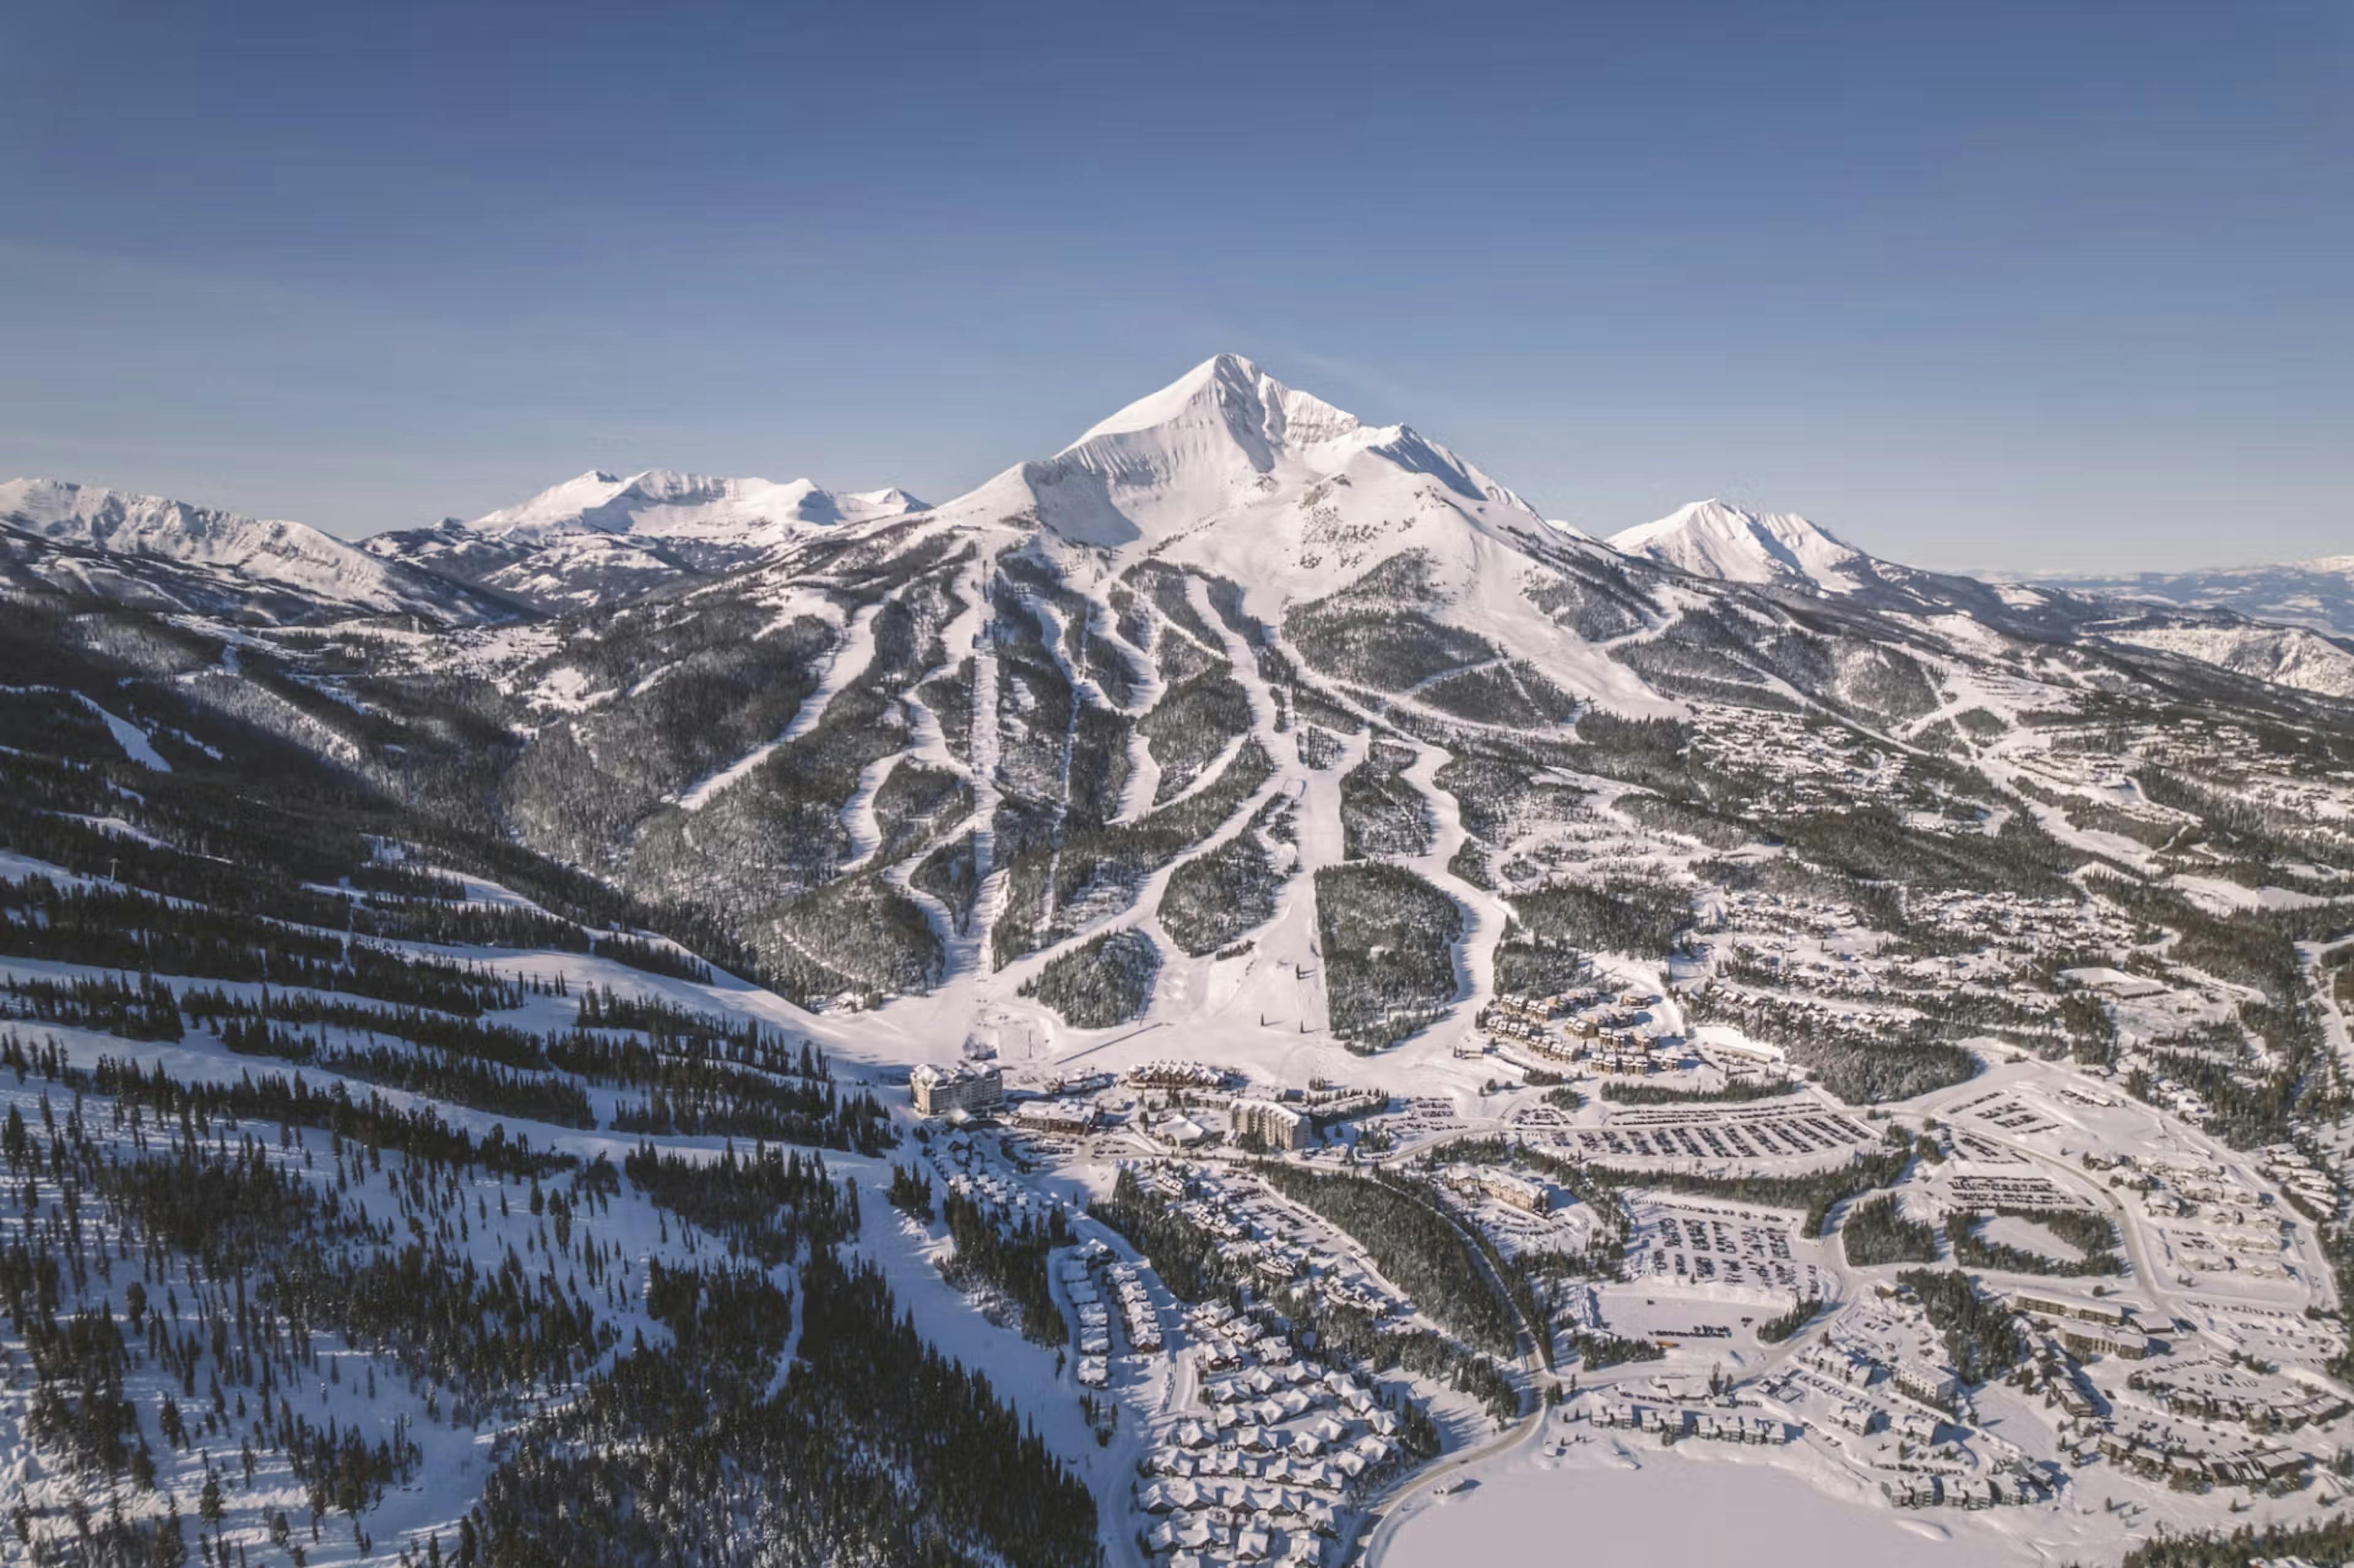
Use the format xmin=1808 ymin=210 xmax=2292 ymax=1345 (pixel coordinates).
xmin=2 ymin=0 xmax=2345 ymax=571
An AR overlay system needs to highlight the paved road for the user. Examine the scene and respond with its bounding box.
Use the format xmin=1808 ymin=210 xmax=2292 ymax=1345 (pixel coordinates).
xmin=1342 ymin=1402 xmax=1545 ymax=1566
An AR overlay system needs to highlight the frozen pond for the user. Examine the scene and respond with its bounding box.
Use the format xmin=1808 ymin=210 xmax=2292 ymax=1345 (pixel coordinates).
xmin=1381 ymin=1453 xmax=2022 ymax=1568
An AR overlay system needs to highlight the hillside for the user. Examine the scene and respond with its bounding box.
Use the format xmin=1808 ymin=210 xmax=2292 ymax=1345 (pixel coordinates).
xmin=6 ymin=355 xmax=2354 ymax=1567
xmin=365 ymin=469 xmax=927 ymax=612
xmin=0 ymin=477 xmax=508 ymax=625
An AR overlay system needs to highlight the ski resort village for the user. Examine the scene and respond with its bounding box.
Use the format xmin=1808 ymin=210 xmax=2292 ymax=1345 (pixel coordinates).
xmin=7 ymin=357 xmax=2354 ymax=1568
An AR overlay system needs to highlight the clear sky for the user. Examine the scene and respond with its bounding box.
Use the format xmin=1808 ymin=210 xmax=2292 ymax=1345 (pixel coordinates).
xmin=2 ymin=0 xmax=2346 ymax=572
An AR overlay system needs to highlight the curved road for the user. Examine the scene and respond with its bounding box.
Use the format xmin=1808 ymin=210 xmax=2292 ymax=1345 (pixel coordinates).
xmin=1347 ymin=1403 xmax=1545 ymax=1566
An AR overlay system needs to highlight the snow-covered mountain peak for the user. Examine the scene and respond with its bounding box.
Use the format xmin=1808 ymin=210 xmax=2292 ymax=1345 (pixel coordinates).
xmin=938 ymin=354 xmax=1552 ymax=580
xmin=1065 ymin=352 xmax=1365 ymax=459
xmin=471 ymin=468 xmax=922 ymax=544
xmin=1609 ymin=498 xmax=1865 ymax=592
xmin=362 ymin=468 xmax=927 ymax=614
xmin=2 ymin=476 xmax=297 ymax=551
xmin=0 ymin=475 xmax=495 ymax=622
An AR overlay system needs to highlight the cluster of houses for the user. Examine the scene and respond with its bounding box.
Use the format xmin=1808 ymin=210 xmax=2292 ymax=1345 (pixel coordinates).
xmin=1191 ymin=1299 xmax=1276 ymax=1369
xmin=1139 ymin=1165 xmax=1412 ymax=1322
xmin=2009 ymin=1292 xmax=2159 ymax=1361
xmin=1111 ymin=1260 xmax=1162 ymax=1352
xmin=1992 ymin=1296 xmax=2339 ymax=1494
xmin=1908 ymin=888 xmax=2139 ymax=954
xmin=1130 ymin=1060 xmax=1240 ymax=1091
xmin=1772 ymin=1335 xmax=2065 ymax=1512
xmin=934 ymin=1138 xmax=1061 ymax=1230
xmin=1476 ymin=995 xmax=1555 ymax=1048
xmin=1137 ymin=1497 xmax=1327 ymax=1567
xmin=1994 ymin=1298 xmax=2339 ymax=1493
xmin=1773 ymin=1360 xmax=1941 ymax=1448
xmin=1065 ymin=1250 xmax=1115 ymax=1387
xmin=2011 ymin=1339 xmax=2106 ymax=1422
xmin=1710 ymin=888 xmax=1861 ymax=943
xmin=1880 ymin=1471 xmax=2053 ymax=1510
xmin=1800 ymin=1339 xmax=1960 ymax=1410
xmin=2124 ymin=1357 xmax=2349 ymax=1433
xmin=2092 ymin=1425 xmax=2310 ymax=1491
xmin=1689 ymin=983 xmax=1941 ymax=1065
xmin=1589 ymin=1035 xmax=1670 ymax=1075
xmin=2119 ymin=1153 xmax=2277 ymax=1218
xmin=2131 ymin=1067 xmax=2217 ymax=1130
xmin=1717 ymin=943 xmax=1905 ymax=1005
xmin=1689 ymin=704 xmax=1910 ymax=813
xmin=1241 ymin=1239 xmax=1400 ymax=1320
xmin=1580 ymin=1398 xmax=1792 ymax=1445
xmin=2258 ymin=1144 xmax=2337 ymax=1217
xmin=1472 ymin=987 xmax=1667 ymax=1071
xmin=2162 ymin=1222 xmax=2298 ymax=1285
xmin=1132 ymin=1300 xmax=1426 ymax=1568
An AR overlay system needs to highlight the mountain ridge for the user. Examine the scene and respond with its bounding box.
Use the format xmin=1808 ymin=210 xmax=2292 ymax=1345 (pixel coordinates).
xmin=9 ymin=356 xmax=2352 ymax=705
xmin=2018 ymin=554 xmax=2354 ymax=641
xmin=0 ymin=474 xmax=506 ymax=623
xmin=362 ymin=466 xmax=929 ymax=613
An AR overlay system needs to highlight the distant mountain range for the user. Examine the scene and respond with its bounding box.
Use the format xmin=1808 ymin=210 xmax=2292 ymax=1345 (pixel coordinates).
xmin=362 ymin=470 xmax=929 ymax=613
xmin=0 ymin=476 xmax=505 ymax=623
xmin=5 ymin=357 xmax=2351 ymax=704
xmin=1612 ymin=497 xmax=2354 ymax=700
xmin=2014 ymin=557 xmax=2354 ymax=641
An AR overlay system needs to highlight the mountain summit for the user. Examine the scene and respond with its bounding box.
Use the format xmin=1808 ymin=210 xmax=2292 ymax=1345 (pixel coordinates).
xmin=938 ymin=354 xmax=1542 ymax=564
xmin=1610 ymin=499 xmax=1868 ymax=594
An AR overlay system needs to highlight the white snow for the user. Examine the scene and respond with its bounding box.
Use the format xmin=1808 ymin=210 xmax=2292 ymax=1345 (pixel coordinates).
xmin=1609 ymin=498 xmax=1869 ymax=593
xmin=72 ymin=692 xmax=172 ymax=770
xmin=1381 ymin=1445 xmax=1990 ymax=1567
xmin=0 ymin=476 xmax=470 ymax=618
xmin=2098 ymin=621 xmax=2354 ymax=699
xmin=469 ymin=467 xmax=926 ymax=547
xmin=931 ymin=353 xmax=1544 ymax=558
